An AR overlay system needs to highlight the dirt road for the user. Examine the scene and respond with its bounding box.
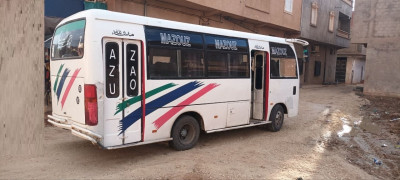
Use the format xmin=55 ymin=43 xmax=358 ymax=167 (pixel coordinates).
xmin=1 ymin=85 xmax=394 ymax=179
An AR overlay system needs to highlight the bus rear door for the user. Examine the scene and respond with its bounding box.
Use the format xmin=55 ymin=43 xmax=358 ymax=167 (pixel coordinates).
xmin=103 ymin=38 xmax=142 ymax=146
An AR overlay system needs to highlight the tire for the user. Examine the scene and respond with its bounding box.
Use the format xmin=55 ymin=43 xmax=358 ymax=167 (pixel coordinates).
xmin=169 ymin=115 xmax=200 ymax=151
xmin=267 ymin=105 xmax=284 ymax=132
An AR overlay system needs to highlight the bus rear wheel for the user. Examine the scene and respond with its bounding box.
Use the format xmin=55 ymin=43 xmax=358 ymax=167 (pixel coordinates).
xmin=169 ymin=115 xmax=200 ymax=151
xmin=267 ymin=105 xmax=284 ymax=132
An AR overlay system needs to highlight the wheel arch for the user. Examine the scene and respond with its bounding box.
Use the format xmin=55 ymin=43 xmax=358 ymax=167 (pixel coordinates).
xmin=170 ymin=111 xmax=204 ymax=136
xmin=275 ymin=103 xmax=288 ymax=114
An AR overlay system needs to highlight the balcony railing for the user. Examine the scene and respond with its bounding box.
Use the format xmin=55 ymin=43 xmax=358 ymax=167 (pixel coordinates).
xmin=342 ymin=0 xmax=353 ymax=6
xmin=337 ymin=29 xmax=350 ymax=39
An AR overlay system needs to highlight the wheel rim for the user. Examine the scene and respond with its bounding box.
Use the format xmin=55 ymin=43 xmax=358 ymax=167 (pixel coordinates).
xmin=179 ymin=124 xmax=195 ymax=144
xmin=275 ymin=111 xmax=283 ymax=127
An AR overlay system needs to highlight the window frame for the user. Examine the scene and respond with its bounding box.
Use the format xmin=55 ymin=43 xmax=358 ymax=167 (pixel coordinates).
xmin=145 ymin=26 xmax=250 ymax=80
xmin=51 ymin=18 xmax=86 ymax=61
xmin=311 ymin=2 xmax=318 ymax=27
xmin=269 ymin=42 xmax=298 ymax=79
xmin=284 ymin=0 xmax=294 ymax=14
xmin=328 ymin=11 xmax=335 ymax=32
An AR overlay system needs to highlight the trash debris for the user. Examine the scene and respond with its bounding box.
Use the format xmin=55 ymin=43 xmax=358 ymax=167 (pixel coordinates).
xmin=363 ymin=99 xmax=371 ymax=106
xmin=395 ymin=142 xmax=400 ymax=149
xmin=353 ymin=120 xmax=362 ymax=127
xmin=373 ymin=158 xmax=382 ymax=165
xmin=381 ymin=144 xmax=387 ymax=147
xmin=390 ymin=118 xmax=400 ymax=122
xmin=385 ymin=111 xmax=390 ymax=115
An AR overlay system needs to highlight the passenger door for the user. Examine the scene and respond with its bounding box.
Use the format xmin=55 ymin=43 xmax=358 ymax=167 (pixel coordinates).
xmin=103 ymin=38 xmax=142 ymax=147
xmin=252 ymin=51 xmax=267 ymax=120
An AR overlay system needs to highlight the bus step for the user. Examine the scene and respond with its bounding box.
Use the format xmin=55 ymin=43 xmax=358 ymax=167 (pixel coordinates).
xmin=206 ymin=120 xmax=271 ymax=133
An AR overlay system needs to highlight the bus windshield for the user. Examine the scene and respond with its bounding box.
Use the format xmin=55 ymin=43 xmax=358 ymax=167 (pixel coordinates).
xmin=52 ymin=19 xmax=85 ymax=60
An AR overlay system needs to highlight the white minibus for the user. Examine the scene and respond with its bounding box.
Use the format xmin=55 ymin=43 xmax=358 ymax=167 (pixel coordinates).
xmin=48 ymin=9 xmax=308 ymax=150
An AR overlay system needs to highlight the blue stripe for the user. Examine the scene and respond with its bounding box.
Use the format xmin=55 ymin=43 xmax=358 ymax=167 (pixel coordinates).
xmin=56 ymin=68 xmax=70 ymax=103
xmin=119 ymin=81 xmax=203 ymax=135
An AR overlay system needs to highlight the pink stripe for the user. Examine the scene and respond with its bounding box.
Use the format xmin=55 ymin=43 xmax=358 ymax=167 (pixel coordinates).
xmin=153 ymin=83 xmax=219 ymax=130
xmin=61 ymin=68 xmax=81 ymax=109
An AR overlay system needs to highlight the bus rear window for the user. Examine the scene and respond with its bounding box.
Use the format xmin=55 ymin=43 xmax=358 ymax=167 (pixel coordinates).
xmin=52 ymin=19 xmax=85 ymax=60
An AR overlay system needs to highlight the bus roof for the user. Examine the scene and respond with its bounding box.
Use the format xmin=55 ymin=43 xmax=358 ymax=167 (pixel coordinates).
xmin=58 ymin=9 xmax=291 ymax=45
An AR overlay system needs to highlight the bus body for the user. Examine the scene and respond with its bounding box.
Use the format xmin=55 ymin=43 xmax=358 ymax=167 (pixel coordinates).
xmin=48 ymin=9 xmax=307 ymax=150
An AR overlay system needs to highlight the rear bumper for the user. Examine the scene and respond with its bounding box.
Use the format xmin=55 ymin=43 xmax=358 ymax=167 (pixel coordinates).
xmin=47 ymin=115 xmax=102 ymax=145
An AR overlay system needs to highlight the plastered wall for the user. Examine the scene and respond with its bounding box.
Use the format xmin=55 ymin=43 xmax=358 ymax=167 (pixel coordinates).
xmin=352 ymin=0 xmax=400 ymax=97
xmin=0 ymin=0 xmax=44 ymax=156
xmin=107 ymin=0 xmax=300 ymax=37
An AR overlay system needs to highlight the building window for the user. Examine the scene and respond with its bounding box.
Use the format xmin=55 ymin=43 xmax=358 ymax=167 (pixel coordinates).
xmin=329 ymin=11 xmax=335 ymax=32
xmin=337 ymin=12 xmax=351 ymax=38
xmin=311 ymin=2 xmax=318 ymax=26
xmin=314 ymin=61 xmax=321 ymax=76
xmin=284 ymin=0 xmax=293 ymax=13
xmin=298 ymin=58 xmax=304 ymax=75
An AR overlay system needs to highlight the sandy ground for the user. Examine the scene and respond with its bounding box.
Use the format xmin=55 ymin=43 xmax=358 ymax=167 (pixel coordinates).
xmin=1 ymin=85 xmax=397 ymax=179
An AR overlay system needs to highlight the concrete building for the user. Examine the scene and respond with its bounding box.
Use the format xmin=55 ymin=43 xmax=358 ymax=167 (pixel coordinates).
xmin=352 ymin=0 xmax=400 ymax=97
xmin=299 ymin=0 xmax=353 ymax=84
xmin=0 ymin=0 xmax=44 ymax=155
xmin=337 ymin=44 xmax=366 ymax=84
xmin=106 ymin=0 xmax=303 ymax=37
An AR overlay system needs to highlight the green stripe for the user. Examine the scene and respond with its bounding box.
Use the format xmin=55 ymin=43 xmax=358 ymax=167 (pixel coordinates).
xmin=114 ymin=83 xmax=177 ymax=115
xmin=53 ymin=64 xmax=65 ymax=93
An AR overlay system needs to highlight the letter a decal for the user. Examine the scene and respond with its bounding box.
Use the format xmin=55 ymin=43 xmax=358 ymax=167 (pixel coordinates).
xmin=110 ymin=49 xmax=116 ymax=59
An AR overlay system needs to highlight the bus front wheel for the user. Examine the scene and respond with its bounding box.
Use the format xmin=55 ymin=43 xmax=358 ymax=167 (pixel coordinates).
xmin=267 ymin=105 xmax=284 ymax=132
xmin=169 ymin=115 xmax=200 ymax=151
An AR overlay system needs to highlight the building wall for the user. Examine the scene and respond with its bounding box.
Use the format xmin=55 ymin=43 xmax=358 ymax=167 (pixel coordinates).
xmin=184 ymin=0 xmax=302 ymax=32
xmin=345 ymin=57 xmax=366 ymax=84
xmin=337 ymin=44 xmax=366 ymax=55
xmin=45 ymin=0 xmax=84 ymax=18
xmin=352 ymin=0 xmax=400 ymax=97
xmin=299 ymin=0 xmax=353 ymax=85
xmin=0 ymin=0 xmax=44 ymax=156
xmin=303 ymin=45 xmax=326 ymax=84
xmin=107 ymin=0 xmax=302 ymax=38
xmin=338 ymin=44 xmax=366 ymax=84
xmin=300 ymin=0 xmax=352 ymax=48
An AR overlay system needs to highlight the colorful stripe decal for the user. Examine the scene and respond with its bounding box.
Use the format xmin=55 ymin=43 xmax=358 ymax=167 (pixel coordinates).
xmin=145 ymin=81 xmax=203 ymax=110
xmin=114 ymin=83 xmax=177 ymax=115
xmin=60 ymin=68 xmax=81 ymax=108
xmin=56 ymin=68 xmax=71 ymax=103
xmin=153 ymin=83 xmax=219 ymax=130
xmin=53 ymin=64 xmax=65 ymax=93
xmin=119 ymin=81 xmax=203 ymax=135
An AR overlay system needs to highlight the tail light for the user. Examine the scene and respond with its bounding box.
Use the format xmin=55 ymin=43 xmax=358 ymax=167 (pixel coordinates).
xmin=84 ymin=84 xmax=98 ymax=126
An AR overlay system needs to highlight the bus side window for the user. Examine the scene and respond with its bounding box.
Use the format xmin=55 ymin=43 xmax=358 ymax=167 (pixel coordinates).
xmin=270 ymin=59 xmax=280 ymax=78
xmin=269 ymin=43 xmax=298 ymax=79
xmin=149 ymin=47 xmax=178 ymax=78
